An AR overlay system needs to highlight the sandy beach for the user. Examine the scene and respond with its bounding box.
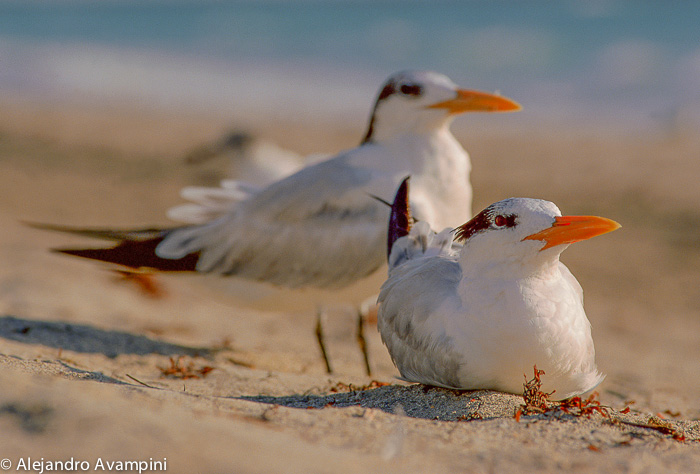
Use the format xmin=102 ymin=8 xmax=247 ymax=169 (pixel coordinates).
xmin=1 ymin=95 xmax=700 ymax=473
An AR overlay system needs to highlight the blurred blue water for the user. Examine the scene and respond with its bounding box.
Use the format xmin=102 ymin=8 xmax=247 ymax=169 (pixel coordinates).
xmin=2 ymin=0 xmax=699 ymax=131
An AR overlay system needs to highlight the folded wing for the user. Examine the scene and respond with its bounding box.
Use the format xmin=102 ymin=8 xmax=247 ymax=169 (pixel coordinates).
xmin=155 ymin=155 xmax=395 ymax=288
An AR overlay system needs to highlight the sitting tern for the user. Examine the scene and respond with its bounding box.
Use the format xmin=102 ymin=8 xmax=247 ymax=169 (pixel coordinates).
xmin=32 ymin=70 xmax=520 ymax=375
xmin=378 ymin=179 xmax=620 ymax=399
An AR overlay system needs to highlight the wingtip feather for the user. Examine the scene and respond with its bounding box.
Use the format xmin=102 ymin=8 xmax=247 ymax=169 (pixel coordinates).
xmin=387 ymin=177 xmax=412 ymax=259
xmin=52 ymin=237 xmax=200 ymax=272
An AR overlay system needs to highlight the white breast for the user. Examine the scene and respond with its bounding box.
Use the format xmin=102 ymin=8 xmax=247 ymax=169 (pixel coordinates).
xmin=379 ymin=253 xmax=603 ymax=399
xmin=449 ymin=261 xmax=603 ymax=399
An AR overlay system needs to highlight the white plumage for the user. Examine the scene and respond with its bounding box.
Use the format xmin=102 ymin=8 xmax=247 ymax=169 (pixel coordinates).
xmin=378 ymin=188 xmax=620 ymax=399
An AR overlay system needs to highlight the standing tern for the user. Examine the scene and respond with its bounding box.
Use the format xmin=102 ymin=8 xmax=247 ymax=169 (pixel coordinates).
xmin=378 ymin=179 xmax=620 ymax=399
xmin=32 ymin=70 xmax=520 ymax=374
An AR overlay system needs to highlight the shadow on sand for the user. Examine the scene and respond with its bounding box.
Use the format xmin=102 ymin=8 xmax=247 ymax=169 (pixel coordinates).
xmin=0 ymin=315 xmax=212 ymax=358
xmin=239 ymin=384 xmax=522 ymax=421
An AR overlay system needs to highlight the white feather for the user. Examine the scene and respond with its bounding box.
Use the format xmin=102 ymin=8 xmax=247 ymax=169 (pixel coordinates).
xmin=166 ymin=180 xmax=262 ymax=224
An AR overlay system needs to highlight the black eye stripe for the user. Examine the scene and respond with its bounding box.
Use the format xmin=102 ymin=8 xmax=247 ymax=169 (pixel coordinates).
xmin=400 ymin=83 xmax=423 ymax=96
xmin=376 ymin=82 xmax=397 ymax=102
xmin=454 ymin=210 xmax=517 ymax=242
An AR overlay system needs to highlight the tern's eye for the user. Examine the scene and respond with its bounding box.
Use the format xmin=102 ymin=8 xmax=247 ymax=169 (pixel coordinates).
xmin=399 ymin=83 xmax=423 ymax=97
xmin=493 ymin=214 xmax=517 ymax=228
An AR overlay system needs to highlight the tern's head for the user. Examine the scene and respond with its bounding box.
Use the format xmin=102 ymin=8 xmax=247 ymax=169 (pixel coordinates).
xmin=362 ymin=70 xmax=520 ymax=144
xmin=454 ymin=198 xmax=620 ymax=275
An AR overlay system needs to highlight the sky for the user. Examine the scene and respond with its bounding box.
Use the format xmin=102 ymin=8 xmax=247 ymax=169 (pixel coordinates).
xmin=1 ymin=1 xmax=699 ymax=132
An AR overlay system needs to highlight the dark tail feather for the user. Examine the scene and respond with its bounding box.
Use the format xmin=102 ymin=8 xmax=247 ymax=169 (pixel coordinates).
xmin=25 ymin=221 xmax=177 ymax=242
xmin=387 ymin=177 xmax=412 ymax=259
xmin=55 ymin=236 xmax=200 ymax=272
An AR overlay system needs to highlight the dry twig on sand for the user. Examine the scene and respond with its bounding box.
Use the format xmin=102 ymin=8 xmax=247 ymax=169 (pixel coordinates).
xmin=516 ymin=365 xmax=610 ymax=420
xmin=158 ymin=356 xmax=214 ymax=379
xmin=514 ymin=366 xmax=691 ymax=442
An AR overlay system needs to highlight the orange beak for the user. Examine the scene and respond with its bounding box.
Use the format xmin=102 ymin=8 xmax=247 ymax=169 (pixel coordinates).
xmin=522 ymin=215 xmax=621 ymax=251
xmin=426 ymin=89 xmax=521 ymax=114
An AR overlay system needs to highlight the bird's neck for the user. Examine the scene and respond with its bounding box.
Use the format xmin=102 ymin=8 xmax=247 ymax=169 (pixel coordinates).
xmin=363 ymin=111 xmax=454 ymax=145
xmin=458 ymin=249 xmax=560 ymax=283
xmin=373 ymin=126 xmax=471 ymax=229
xmin=358 ymin=124 xmax=465 ymax=173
